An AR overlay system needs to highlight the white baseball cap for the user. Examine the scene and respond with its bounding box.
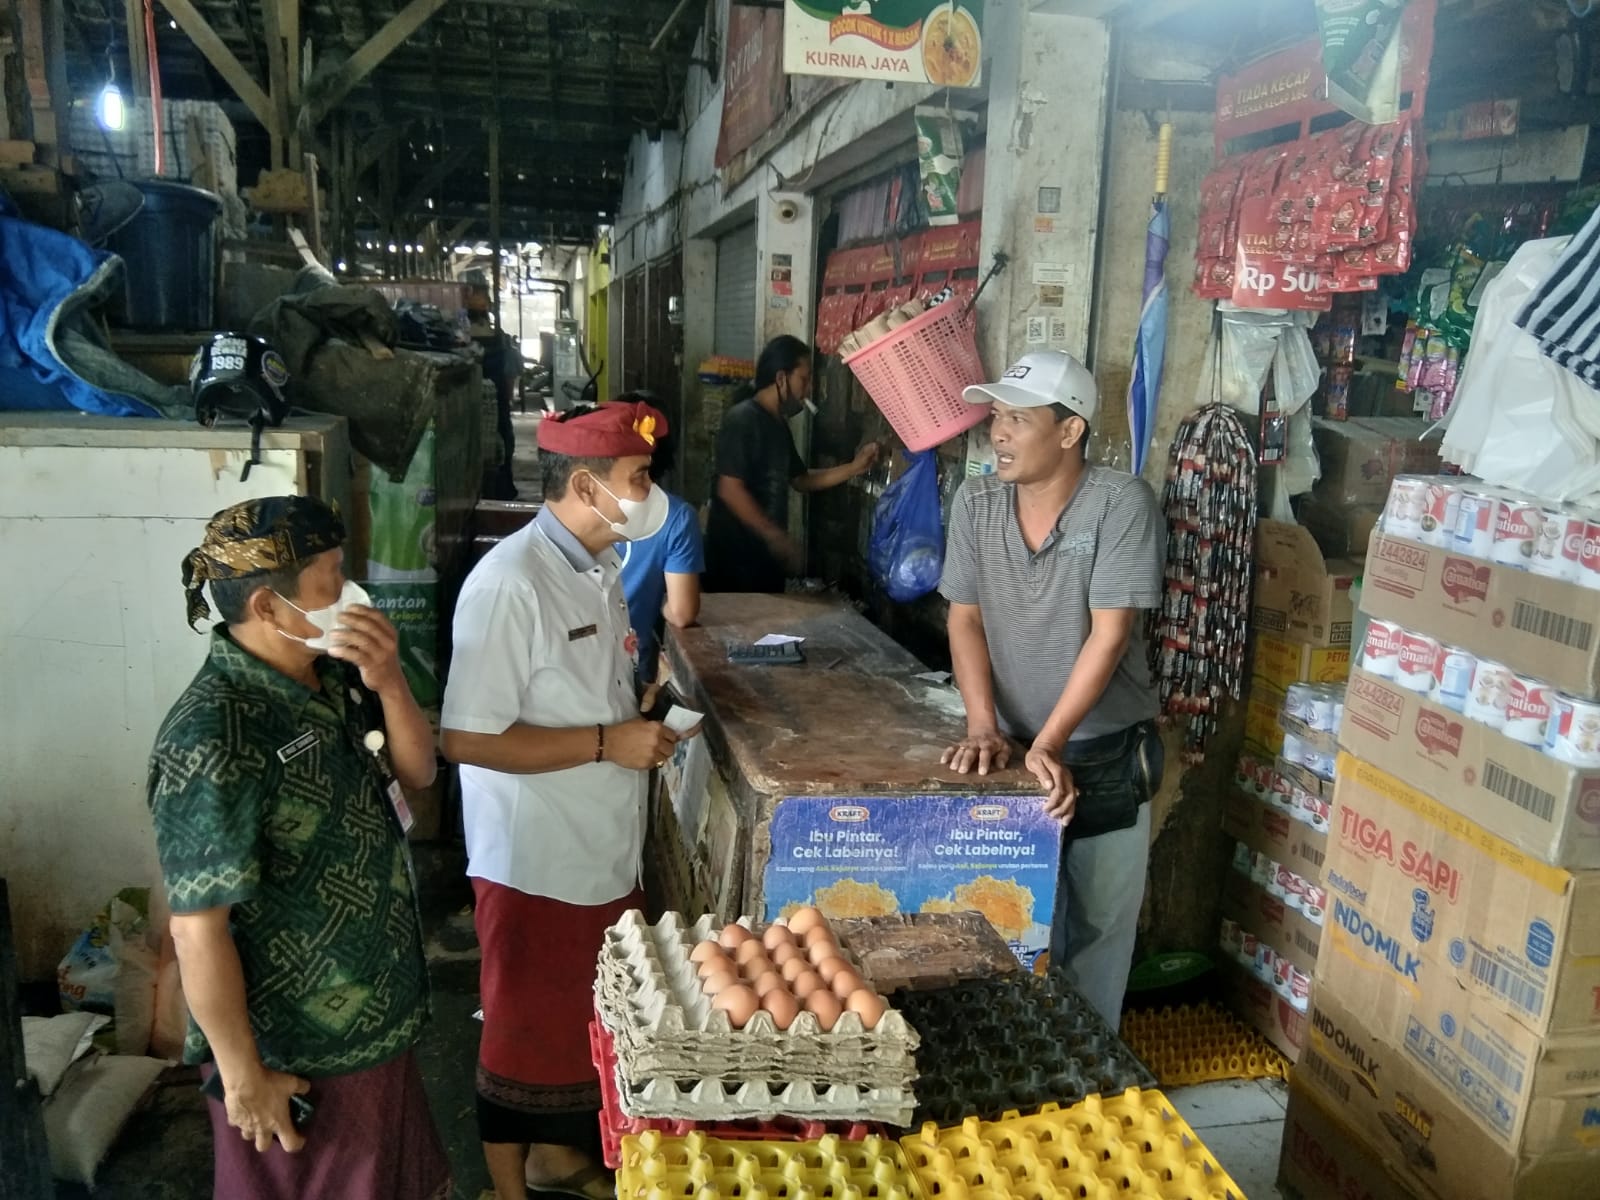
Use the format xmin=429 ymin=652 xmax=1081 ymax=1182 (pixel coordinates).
xmin=963 ymin=351 xmax=1099 ymax=425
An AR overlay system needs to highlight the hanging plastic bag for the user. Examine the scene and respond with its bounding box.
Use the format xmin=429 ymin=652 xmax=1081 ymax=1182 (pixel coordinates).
xmin=870 ymin=450 xmax=945 ymax=603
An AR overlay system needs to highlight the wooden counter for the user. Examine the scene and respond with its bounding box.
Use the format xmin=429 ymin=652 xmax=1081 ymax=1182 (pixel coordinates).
xmin=659 ymin=596 xmax=1054 ymax=967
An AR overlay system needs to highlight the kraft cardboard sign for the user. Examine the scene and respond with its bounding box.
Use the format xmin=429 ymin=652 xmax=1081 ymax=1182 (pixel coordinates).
xmin=1253 ymin=520 xmax=1358 ymax=647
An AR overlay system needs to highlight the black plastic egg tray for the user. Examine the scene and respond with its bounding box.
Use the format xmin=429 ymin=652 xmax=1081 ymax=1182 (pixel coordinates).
xmin=897 ymin=972 xmax=1157 ymax=1127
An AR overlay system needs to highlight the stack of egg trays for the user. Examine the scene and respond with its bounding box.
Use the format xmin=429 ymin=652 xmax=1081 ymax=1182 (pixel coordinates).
xmin=594 ymin=910 xmax=918 ymax=1125
xmin=618 ymin=1128 xmax=920 ymax=1200
xmin=590 ymin=1018 xmax=885 ymax=1169
xmin=899 ymin=1090 xmax=1246 ymax=1200
xmin=896 ymin=972 xmax=1155 ymax=1126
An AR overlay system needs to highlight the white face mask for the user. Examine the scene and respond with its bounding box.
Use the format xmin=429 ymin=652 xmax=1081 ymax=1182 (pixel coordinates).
xmin=276 ymin=580 xmax=371 ymax=650
xmin=587 ymin=476 xmax=670 ymax=541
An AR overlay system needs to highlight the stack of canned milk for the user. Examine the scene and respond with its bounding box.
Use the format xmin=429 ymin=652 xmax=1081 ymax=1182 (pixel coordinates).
xmin=1281 ymin=682 xmax=1342 ymax=779
xmin=1221 ymin=838 xmax=1321 ymax=1015
xmin=1382 ymin=476 xmax=1600 ymax=585
xmin=1359 ymin=615 xmax=1600 ymax=766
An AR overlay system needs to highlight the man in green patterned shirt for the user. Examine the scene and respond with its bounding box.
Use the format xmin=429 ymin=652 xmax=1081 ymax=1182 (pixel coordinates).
xmin=148 ymin=496 xmax=450 ymax=1200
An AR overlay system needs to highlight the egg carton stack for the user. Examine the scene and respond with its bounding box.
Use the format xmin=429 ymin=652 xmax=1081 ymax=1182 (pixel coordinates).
xmin=595 ymin=911 xmax=919 ymax=1125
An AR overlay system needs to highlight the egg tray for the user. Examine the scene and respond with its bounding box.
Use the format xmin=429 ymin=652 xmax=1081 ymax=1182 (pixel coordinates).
xmin=896 ymin=974 xmax=1155 ymax=1126
xmin=1119 ymin=1003 xmax=1290 ymax=1086
xmin=899 ymin=1090 xmax=1246 ymax=1200
xmin=617 ymin=1129 xmax=919 ymax=1200
xmin=595 ymin=910 xmax=918 ymax=1087
xmin=592 ymin=1019 xmax=888 ymax=1169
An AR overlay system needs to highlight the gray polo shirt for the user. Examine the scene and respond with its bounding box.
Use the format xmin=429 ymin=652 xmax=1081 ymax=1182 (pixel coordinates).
xmin=939 ymin=467 xmax=1164 ymax=743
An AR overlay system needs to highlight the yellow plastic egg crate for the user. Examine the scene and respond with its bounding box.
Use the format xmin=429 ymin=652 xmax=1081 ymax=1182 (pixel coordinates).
xmin=617 ymin=1129 xmax=919 ymax=1200
xmin=898 ymin=1090 xmax=1247 ymax=1200
xmin=1120 ymin=1004 xmax=1290 ymax=1087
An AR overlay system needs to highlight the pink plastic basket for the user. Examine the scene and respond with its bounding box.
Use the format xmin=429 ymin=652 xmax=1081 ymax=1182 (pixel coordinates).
xmin=841 ymin=300 xmax=990 ymax=451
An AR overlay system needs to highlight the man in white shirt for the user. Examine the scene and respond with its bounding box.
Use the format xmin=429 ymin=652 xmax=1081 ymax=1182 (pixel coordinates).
xmin=441 ymin=400 xmax=683 ymax=1200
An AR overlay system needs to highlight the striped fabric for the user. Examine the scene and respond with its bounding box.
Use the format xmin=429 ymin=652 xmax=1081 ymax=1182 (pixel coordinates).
xmin=1515 ymin=206 xmax=1600 ymax=389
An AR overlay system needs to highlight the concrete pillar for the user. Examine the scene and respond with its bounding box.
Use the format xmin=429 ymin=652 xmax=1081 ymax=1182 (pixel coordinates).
xmin=974 ymin=7 xmax=1113 ymax=374
xmin=757 ymin=189 xmax=819 ymax=548
xmin=678 ymin=237 xmax=718 ymax=503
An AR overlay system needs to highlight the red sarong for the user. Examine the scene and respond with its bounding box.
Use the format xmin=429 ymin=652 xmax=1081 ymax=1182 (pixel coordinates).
xmin=473 ymin=877 xmax=641 ymax=1117
xmin=204 ymin=1048 xmax=449 ymax=1200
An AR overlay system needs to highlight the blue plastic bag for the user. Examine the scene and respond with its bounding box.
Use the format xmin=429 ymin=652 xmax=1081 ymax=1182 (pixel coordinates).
xmin=869 ymin=450 xmax=945 ymax=603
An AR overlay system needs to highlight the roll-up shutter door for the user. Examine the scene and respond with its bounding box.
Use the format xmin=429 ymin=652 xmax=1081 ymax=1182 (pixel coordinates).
xmin=714 ymin=223 xmax=758 ymax=359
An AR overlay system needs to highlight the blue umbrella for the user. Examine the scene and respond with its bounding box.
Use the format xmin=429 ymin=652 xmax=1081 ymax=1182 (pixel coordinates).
xmin=1128 ymin=123 xmax=1173 ymax=477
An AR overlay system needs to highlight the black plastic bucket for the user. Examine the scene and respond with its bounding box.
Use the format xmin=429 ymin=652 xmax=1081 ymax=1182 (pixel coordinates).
xmin=106 ymin=180 xmax=222 ymax=332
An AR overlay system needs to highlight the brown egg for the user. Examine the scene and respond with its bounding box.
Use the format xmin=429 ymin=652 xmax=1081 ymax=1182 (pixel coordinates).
xmin=739 ymin=954 xmax=773 ymax=982
xmin=689 ymin=940 xmax=724 ymax=965
xmin=713 ymin=985 xmax=761 ymax=1029
xmin=780 ymin=956 xmax=811 ymax=984
xmin=761 ymin=923 xmax=794 ymax=952
xmin=787 ymin=907 xmax=826 ymax=937
xmin=829 ymin=969 xmax=865 ymax=1000
xmin=805 ymin=988 xmax=843 ymax=1032
xmin=719 ymin=924 xmax=755 ymax=950
xmin=735 ymin=938 xmax=769 ymax=967
xmin=791 ymin=970 xmax=824 ymax=1000
xmin=761 ymin=988 xmax=801 ymax=1031
xmin=813 ymin=956 xmax=851 ymax=985
xmin=751 ymin=970 xmax=785 ymax=998
xmin=807 ymin=939 xmax=842 ymax=968
xmin=846 ymin=988 xmax=887 ymax=1030
xmin=803 ymin=924 xmax=837 ymax=950
xmin=702 ymin=970 xmax=739 ymax=996
xmin=697 ymin=954 xmax=732 ymax=980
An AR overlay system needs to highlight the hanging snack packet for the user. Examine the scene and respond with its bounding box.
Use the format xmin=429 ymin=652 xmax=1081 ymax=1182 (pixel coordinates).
xmin=914 ymin=106 xmax=973 ymax=228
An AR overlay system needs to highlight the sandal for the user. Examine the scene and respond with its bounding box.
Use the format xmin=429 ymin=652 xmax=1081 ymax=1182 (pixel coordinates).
xmin=526 ymin=1163 xmax=615 ymax=1200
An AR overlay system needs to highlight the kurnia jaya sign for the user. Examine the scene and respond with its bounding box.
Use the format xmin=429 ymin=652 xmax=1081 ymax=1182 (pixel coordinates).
xmin=784 ymin=1 xmax=984 ymax=87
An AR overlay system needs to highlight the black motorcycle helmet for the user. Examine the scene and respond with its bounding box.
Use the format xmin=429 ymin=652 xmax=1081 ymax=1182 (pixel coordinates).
xmin=191 ymin=333 xmax=291 ymax=481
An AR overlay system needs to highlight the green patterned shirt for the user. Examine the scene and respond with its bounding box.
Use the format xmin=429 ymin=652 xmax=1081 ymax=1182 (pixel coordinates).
xmin=148 ymin=630 xmax=429 ymax=1078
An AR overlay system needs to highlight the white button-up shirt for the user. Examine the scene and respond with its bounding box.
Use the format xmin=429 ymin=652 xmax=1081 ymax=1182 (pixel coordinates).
xmin=442 ymin=507 xmax=645 ymax=905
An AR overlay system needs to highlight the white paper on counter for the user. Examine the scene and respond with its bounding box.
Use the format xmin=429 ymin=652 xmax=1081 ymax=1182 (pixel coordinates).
xmin=663 ymin=705 xmax=704 ymax=735
xmin=754 ymin=633 xmax=806 ymax=646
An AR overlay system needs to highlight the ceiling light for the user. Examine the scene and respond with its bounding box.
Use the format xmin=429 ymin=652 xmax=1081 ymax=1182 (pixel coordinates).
xmin=96 ymin=80 xmax=124 ymax=132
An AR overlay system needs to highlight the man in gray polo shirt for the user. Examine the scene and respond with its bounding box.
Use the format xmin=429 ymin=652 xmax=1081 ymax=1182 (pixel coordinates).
xmin=939 ymin=350 xmax=1165 ymax=1024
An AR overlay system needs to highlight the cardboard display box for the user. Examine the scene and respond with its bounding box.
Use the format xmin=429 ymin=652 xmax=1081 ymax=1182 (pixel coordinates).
xmin=1253 ymin=633 xmax=1353 ymax=692
xmin=1322 ymin=752 xmax=1600 ymax=1037
xmin=1341 ymin=667 xmax=1600 ymax=869
xmin=1362 ymin=530 xmax=1600 ymax=701
xmin=1221 ymin=956 xmax=1309 ymax=1063
xmin=1255 ymin=521 xmax=1360 ymax=648
xmin=1311 ymin=417 xmax=1443 ymax=509
xmin=1296 ymin=988 xmax=1600 ymax=1200
xmin=1223 ymin=869 xmax=1324 ymax=978
xmin=1278 ymin=1078 xmax=1423 ymax=1200
xmin=1247 ymin=683 xmax=1288 ymax=756
xmin=1223 ymin=781 xmax=1330 ymax=885
xmin=1299 ymin=495 xmax=1386 ymax=562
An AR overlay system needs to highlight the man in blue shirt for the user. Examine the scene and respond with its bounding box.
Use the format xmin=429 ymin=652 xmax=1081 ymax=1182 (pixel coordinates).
xmin=619 ymin=423 xmax=703 ymax=683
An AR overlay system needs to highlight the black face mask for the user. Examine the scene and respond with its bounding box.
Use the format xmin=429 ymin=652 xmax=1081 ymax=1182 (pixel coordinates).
xmin=776 ymin=372 xmax=813 ymax=419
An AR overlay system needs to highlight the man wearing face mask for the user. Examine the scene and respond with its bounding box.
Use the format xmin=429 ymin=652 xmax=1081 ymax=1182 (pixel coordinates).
xmin=441 ymin=400 xmax=689 ymax=1200
xmin=704 ymin=335 xmax=880 ymax=593
xmin=148 ymin=497 xmax=448 ymax=1200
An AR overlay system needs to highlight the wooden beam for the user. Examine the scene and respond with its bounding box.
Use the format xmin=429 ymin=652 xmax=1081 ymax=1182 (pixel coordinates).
xmin=158 ymin=0 xmax=276 ymax=137
xmin=261 ymin=0 xmax=290 ymax=166
xmin=124 ymin=0 xmax=150 ymax=98
xmin=489 ymin=118 xmax=501 ymax=330
xmin=443 ymin=215 xmax=474 ymax=245
xmin=309 ymin=0 xmax=448 ymax=123
xmin=283 ymin=0 xmax=301 ymax=160
xmin=396 ymin=142 xmax=471 ymax=214
xmin=355 ymin=120 xmax=409 ymax=175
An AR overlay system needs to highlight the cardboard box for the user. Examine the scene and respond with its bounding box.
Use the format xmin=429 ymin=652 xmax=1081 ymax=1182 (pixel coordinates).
xmin=1311 ymin=417 xmax=1443 ymax=509
xmin=1247 ymin=682 xmax=1288 ymax=756
xmin=1278 ymin=1078 xmax=1423 ymax=1200
xmin=1253 ymin=633 xmax=1353 ymax=692
xmin=1296 ymin=988 xmax=1600 ymax=1200
xmin=1223 ymin=782 xmax=1330 ymax=885
xmin=1223 ymin=869 xmax=1325 ymax=976
xmin=1323 ymin=752 xmax=1600 ymax=1036
xmin=1341 ymin=667 xmax=1600 ymax=869
xmin=1362 ymin=530 xmax=1600 ymax=701
xmin=1300 ymin=495 xmax=1387 ymax=561
xmin=1221 ymin=955 xmax=1309 ymax=1062
xmin=1255 ymin=520 xmax=1360 ymax=647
